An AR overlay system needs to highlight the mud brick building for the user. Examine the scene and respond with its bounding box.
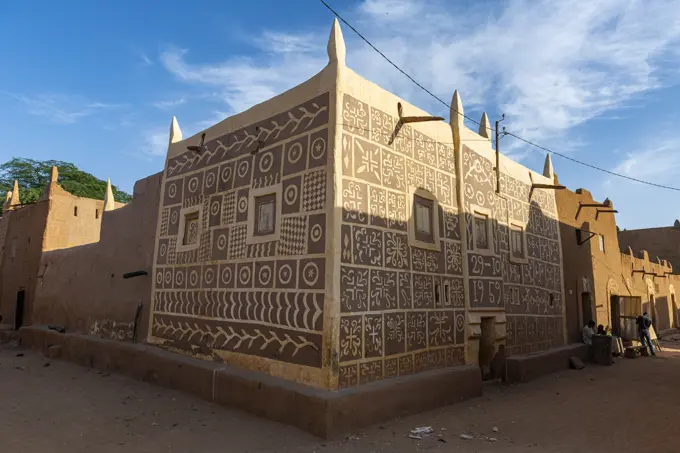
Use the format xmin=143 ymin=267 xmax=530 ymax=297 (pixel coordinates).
xmin=1 ymin=19 xmax=679 ymax=437
xmin=619 ymin=221 xmax=680 ymax=271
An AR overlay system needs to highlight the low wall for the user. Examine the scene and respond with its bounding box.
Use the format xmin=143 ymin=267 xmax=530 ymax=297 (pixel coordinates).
xmin=31 ymin=173 xmax=161 ymax=341
xmin=20 ymin=325 xmax=482 ymax=438
xmin=505 ymin=343 xmax=590 ymax=384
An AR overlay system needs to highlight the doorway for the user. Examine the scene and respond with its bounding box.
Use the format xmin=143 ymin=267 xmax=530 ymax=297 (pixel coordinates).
xmin=15 ymin=290 xmax=25 ymax=330
xmin=479 ymin=317 xmax=496 ymax=380
xmin=581 ymin=293 xmax=593 ymax=326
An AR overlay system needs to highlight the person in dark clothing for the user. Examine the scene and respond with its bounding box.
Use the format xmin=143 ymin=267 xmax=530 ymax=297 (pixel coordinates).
xmin=636 ymin=312 xmax=655 ymax=356
xmin=596 ymin=325 xmax=606 ymax=335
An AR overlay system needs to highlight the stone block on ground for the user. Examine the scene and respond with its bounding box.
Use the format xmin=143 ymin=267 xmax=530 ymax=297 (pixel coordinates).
xmin=569 ymin=356 xmax=585 ymax=370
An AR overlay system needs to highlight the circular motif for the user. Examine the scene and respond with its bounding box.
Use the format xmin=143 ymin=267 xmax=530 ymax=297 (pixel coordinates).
xmin=239 ymin=266 xmax=252 ymax=285
xmin=168 ymin=183 xmax=177 ymax=199
xmin=278 ymin=264 xmax=293 ymax=285
xmin=188 ymin=176 xmax=199 ymax=193
xmin=210 ymin=200 xmax=220 ymax=216
xmin=310 ymin=224 xmax=323 ymax=243
xmin=175 ymin=270 xmax=184 ymax=286
xmin=221 ymin=165 xmax=232 ymax=183
xmin=302 ymin=262 xmax=319 ymax=287
xmin=238 ymin=196 xmax=248 ymax=213
xmin=205 ymin=171 xmax=216 ymax=188
xmin=160 ymin=243 xmax=167 ymax=257
xmin=258 ymin=151 xmax=274 ymax=173
xmin=237 ymin=160 xmax=250 ymax=178
xmin=455 ymin=314 xmax=465 ymax=331
xmin=221 ymin=266 xmax=232 ymax=285
xmin=217 ymin=233 xmax=228 ymax=251
xmin=170 ymin=210 xmax=179 ymax=225
xmin=156 ymin=271 xmax=163 ymax=285
xmin=259 ymin=265 xmax=272 ymax=286
xmin=204 ymin=268 xmax=215 ymax=285
xmin=287 ymin=142 xmax=303 ymax=164
xmin=164 ymin=270 xmax=172 ymax=285
xmin=189 ymin=269 xmax=199 ymax=287
xmin=311 ymin=137 xmax=326 ymax=160
xmin=475 ymin=192 xmax=485 ymax=206
xmin=284 ymin=184 xmax=298 ymax=205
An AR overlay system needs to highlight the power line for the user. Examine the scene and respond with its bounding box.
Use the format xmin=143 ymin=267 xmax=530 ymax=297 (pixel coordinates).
xmin=319 ymin=0 xmax=680 ymax=193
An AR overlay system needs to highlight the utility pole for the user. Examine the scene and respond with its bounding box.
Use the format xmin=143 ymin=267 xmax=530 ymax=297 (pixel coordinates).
xmin=495 ymin=114 xmax=505 ymax=193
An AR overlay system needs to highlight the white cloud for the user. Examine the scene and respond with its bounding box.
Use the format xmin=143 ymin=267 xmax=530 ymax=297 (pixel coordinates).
xmin=157 ymin=0 xmax=680 ymax=160
xmin=613 ymin=140 xmax=680 ymax=183
xmin=144 ymin=130 xmax=169 ymax=157
xmin=7 ymin=93 xmax=119 ymax=124
xmin=151 ymin=98 xmax=188 ymax=110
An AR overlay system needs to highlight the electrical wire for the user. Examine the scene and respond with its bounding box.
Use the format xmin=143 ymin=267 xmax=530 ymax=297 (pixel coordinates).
xmin=319 ymin=0 xmax=680 ymax=192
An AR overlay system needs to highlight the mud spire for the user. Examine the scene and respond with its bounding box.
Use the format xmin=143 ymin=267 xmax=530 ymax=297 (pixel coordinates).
xmin=169 ymin=116 xmax=183 ymax=145
xmin=478 ymin=112 xmax=492 ymax=140
xmin=543 ymin=153 xmax=554 ymax=180
xmin=103 ymin=179 xmax=115 ymax=211
xmin=450 ymin=90 xmax=464 ymax=145
xmin=9 ymin=180 xmax=20 ymax=208
xmin=327 ymin=18 xmax=346 ymax=66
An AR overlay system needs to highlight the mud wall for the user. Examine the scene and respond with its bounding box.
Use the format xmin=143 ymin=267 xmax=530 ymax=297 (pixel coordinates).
xmin=0 ymin=202 xmax=50 ymax=327
xmin=32 ymin=173 xmax=162 ymax=340
xmin=619 ymin=226 xmax=680 ymax=271
xmin=148 ymin=63 xmax=337 ymax=389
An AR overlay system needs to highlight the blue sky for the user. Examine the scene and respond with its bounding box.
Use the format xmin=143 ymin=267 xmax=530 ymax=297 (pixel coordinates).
xmin=1 ymin=0 xmax=679 ymax=229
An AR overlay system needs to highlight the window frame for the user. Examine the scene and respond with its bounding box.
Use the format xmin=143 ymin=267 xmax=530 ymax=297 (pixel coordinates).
xmin=176 ymin=205 xmax=202 ymax=253
xmin=508 ymin=220 xmax=529 ymax=264
xmin=599 ymin=234 xmax=605 ymax=253
xmin=470 ymin=204 xmax=494 ymax=256
xmin=246 ymin=183 xmax=282 ymax=244
xmin=407 ymin=187 xmax=440 ymax=251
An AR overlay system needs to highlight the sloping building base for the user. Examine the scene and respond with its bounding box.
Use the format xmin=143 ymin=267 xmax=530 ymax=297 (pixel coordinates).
xmin=19 ymin=325 xmax=481 ymax=439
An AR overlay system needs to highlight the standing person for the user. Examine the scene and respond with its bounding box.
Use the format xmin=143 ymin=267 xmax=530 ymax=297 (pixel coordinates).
xmin=582 ymin=320 xmax=596 ymax=345
xmin=637 ymin=312 xmax=656 ymax=356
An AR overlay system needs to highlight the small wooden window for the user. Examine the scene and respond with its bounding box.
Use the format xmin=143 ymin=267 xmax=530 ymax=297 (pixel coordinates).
xmin=95 ymin=209 xmax=99 ymax=219
xmin=510 ymin=225 xmax=525 ymax=259
xmin=599 ymin=234 xmax=605 ymax=253
xmin=254 ymin=193 xmax=276 ymax=236
xmin=413 ymin=195 xmax=434 ymax=244
xmin=74 ymin=206 xmax=78 ymax=217
xmin=474 ymin=213 xmax=489 ymax=249
xmin=576 ymin=229 xmax=582 ymax=244
xmin=182 ymin=212 xmax=200 ymax=245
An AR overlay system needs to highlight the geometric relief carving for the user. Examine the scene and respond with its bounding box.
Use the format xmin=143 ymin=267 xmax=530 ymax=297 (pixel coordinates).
xmin=359 ymin=360 xmax=383 ymax=385
xmin=164 ymin=179 xmax=183 ymax=206
xmin=283 ymin=136 xmax=308 ymax=176
xmin=275 ymin=259 xmax=297 ymax=289
xmin=364 ymin=314 xmax=383 ymax=358
xmin=168 ymin=206 xmax=181 ymax=236
xmin=414 ymin=131 xmax=436 ymax=167
xmin=369 ymin=105 xmax=394 ymax=148
xmin=381 ymin=151 xmax=405 ymax=191
xmin=352 ymin=226 xmax=383 ymax=267
xmin=278 ymin=216 xmax=307 ymax=256
xmin=339 ymin=315 xmax=363 ymax=361
xmin=354 ymin=137 xmax=381 ymax=185
xmin=386 ymin=191 xmax=407 ymax=231
xmin=208 ymin=195 xmax=222 ymax=227
xmin=302 ymin=169 xmax=327 ymax=212
xmin=282 ymin=175 xmax=302 ymax=215
xmin=298 ymin=258 xmax=324 ymax=290
xmin=203 ymin=166 xmax=218 ymax=196
xmin=252 ymin=146 xmax=282 ymax=189
xmin=307 ymin=213 xmax=326 ymax=254
xmin=369 ymin=269 xmax=397 ymax=310
xmin=342 ymin=94 xmax=368 ymax=139
xmin=339 ymin=364 xmax=358 ymax=389
xmin=151 ymin=315 xmax=321 ymax=367
xmin=369 ymin=186 xmax=387 ymax=228
xmin=385 ymin=312 xmax=405 ymax=356
xmin=340 ymin=266 xmax=369 ymax=312
xmin=413 ymin=274 xmax=434 ymax=308
xmin=406 ymin=311 xmax=427 ymax=351
xmin=427 ymin=311 xmax=454 ymax=347
xmin=342 ymin=179 xmax=368 ymax=225
xmin=445 ymin=241 xmax=463 ymax=275
xmin=398 ymin=271 xmax=412 ymax=309
xmin=308 ymin=128 xmax=328 ymax=169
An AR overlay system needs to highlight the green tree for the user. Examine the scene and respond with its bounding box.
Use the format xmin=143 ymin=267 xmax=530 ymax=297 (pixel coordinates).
xmin=0 ymin=158 xmax=132 ymax=213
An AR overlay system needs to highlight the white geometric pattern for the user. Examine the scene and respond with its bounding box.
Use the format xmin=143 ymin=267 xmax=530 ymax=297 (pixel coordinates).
xmin=277 ymin=216 xmax=307 ymax=255
xmin=302 ymin=169 xmax=326 ymax=212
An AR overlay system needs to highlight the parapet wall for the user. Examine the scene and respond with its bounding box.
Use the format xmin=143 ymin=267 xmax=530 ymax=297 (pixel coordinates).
xmin=32 ymin=173 xmax=162 ymax=340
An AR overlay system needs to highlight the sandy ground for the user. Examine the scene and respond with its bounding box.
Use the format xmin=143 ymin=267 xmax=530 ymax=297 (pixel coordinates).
xmin=2 ymin=341 xmax=680 ymax=453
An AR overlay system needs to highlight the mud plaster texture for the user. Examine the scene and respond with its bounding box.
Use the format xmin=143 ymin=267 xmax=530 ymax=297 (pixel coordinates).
xmin=32 ymin=173 xmax=162 ymax=341
xmin=19 ymin=325 xmax=481 ymax=439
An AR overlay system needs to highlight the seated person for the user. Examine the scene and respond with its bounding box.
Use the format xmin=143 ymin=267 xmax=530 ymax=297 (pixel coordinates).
xmin=582 ymin=320 xmax=596 ymax=345
xmin=596 ymin=325 xmax=606 ymax=335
